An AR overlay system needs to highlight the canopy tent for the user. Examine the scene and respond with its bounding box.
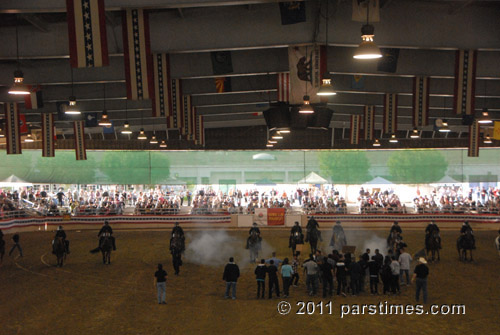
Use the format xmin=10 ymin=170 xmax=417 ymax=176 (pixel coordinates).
xmin=0 ymin=175 xmax=33 ymax=188
xmin=156 ymin=176 xmax=187 ymax=185
xmin=430 ymin=175 xmax=461 ymax=186
xmin=298 ymin=172 xmax=329 ymax=185
xmin=366 ymin=176 xmax=393 ymax=185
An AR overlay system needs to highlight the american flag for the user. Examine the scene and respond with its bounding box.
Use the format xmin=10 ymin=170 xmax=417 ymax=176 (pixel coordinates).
xmin=24 ymin=85 xmax=43 ymax=110
xmin=66 ymin=0 xmax=109 ymax=68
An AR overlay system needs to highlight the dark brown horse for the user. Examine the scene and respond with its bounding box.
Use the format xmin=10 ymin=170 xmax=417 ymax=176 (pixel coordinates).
xmin=53 ymin=236 xmax=67 ymax=267
xmin=426 ymin=231 xmax=441 ymax=262
xmin=457 ymin=230 xmax=474 ymax=262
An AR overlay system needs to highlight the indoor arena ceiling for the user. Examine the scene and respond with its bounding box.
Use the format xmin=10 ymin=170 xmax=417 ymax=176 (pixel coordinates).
xmin=0 ymin=0 xmax=499 ymax=150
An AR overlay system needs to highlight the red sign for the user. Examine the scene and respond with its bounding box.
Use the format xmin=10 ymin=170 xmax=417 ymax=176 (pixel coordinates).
xmin=267 ymin=208 xmax=285 ymax=226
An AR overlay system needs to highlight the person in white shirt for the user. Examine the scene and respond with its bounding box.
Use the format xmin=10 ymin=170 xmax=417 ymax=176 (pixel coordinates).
xmin=398 ymin=248 xmax=413 ymax=285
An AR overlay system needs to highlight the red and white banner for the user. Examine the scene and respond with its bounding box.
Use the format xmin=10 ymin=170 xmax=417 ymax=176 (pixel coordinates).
xmin=73 ymin=121 xmax=87 ymax=160
xmin=383 ymin=93 xmax=398 ymax=134
xmin=267 ymin=208 xmax=285 ymax=226
xmin=277 ymin=72 xmax=290 ymax=102
xmin=454 ymin=50 xmax=477 ymax=116
xmin=413 ymin=76 xmax=430 ymax=127
xmin=350 ymin=114 xmax=362 ymax=145
xmin=24 ymin=85 xmax=43 ymax=109
xmin=19 ymin=114 xmax=28 ymax=134
xmin=66 ymin=0 xmax=109 ymax=68
xmin=4 ymin=103 xmax=22 ymax=155
xmin=42 ymin=113 xmax=55 ymax=157
xmin=168 ymin=79 xmax=182 ymax=129
xmin=122 ymin=9 xmax=154 ymax=100
xmin=288 ymin=45 xmax=326 ymax=105
xmin=468 ymin=120 xmax=480 ymax=157
xmin=363 ymin=105 xmax=375 ymax=140
xmin=152 ymin=53 xmax=171 ymax=118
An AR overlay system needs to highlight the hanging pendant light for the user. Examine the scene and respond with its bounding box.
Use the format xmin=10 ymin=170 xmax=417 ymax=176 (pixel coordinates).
xmin=137 ymin=128 xmax=147 ymax=140
xmin=372 ymin=138 xmax=381 ymax=147
xmin=272 ymin=131 xmax=283 ymax=140
xmin=24 ymin=133 xmax=34 ymax=143
xmin=159 ymin=140 xmax=167 ymax=148
xmin=439 ymin=120 xmax=451 ymax=132
xmin=99 ymin=84 xmax=112 ymax=126
xmin=65 ymin=69 xmax=80 ymax=114
xmin=0 ymin=126 xmax=5 ymax=138
xmin=389 ymin=134 xmax=398 ymax=143
xmin=9 ymin=18 xmax=30 ymax=95
xmin=484 ymin=135 xmax=492 ymax=144
xmin=477 ymin=108 xmax=492 ymax=124
xmin=299 ymin=95 xmax=314 ymax=114
xmin=121 ymin=121 xmax=132 ymax=134
xmin=410 ymin=128 xmax=420 ymax=139
xmin=268 ymin=139 xmax=278 ymax=144
xmin=317 ymin=1 xmax=336 ymax=96
xmin=278 ymin=127 xmax=291 ymax=134
xmin=353 ymin=1 xmax=382 ymax=60
xmin=266 ymin=143 xmax=274 ymax=148
xmin=150 ymin=135 xmax=158 ymax=144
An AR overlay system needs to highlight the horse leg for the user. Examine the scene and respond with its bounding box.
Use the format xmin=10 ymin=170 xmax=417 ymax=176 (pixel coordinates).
xmin=469 ymin=249 xmax=473 ymax=262
xmin=437 ymin=249 xmax=440 ymax=261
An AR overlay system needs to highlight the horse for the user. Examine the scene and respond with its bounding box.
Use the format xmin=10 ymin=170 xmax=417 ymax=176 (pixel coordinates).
xmin=0 ymin=237 xmax=5 ymax=264
xmin=170 ymin=234 xmax=184 ymax=275
xmin=289 ymin=231 xmax=304 ymax=256
xmin=387 ymin=232 xmax=399 ymax=256
xmin=425 ymin=231 xmax=441 ymax=262
xmin=305 ymin=226 xmax=320 ymax=255
xmin=457 ymin=230 xmax=474 ymax=262
xmin=330 ymin=228 xmax=347 ymax=252
xmin=53 ymin=236 xmax=66 ymax=267
xmin=100 ymin=234 xmax=113 ymax=265
xmin=247 ymin=230 xmax=261 ymax=263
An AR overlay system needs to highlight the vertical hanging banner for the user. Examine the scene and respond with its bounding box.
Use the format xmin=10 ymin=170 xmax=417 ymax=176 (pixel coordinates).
xmin=122 ymin=8 xmax=154 ymax=100
xmin=19 ymin=114 xmax=28 ymax=134
xmin=4 ymin=103 xmax=22 ymax=155
xmin=66 ymin=0 xmax=109 ymax=68
xmin=169 ymin=79 xmax=182 ymax=129
xmin=468 ymin=121 xmax=480 ymax=157
xmin=24 ymin=85 xmax=43 ymax=109
xmin=454 ymin=50 xmax=477 ymax=116
xmin=413 ymin=76 xmax=430 ymax=127
xmin=350 ymin=114 xmax=362 ymax=145
xmin=277 ymin=72 xmax=290 ymax=102
xmin=181 ymin=95 xmax=194 ymax=137
xmin=364 ymin=105 xmax=375 ymax=140
xmin=73 ymin=120 xmax=87 ymax=160
xmin=288 ymin=45 xmax=325 ymax=105
xmin=152 ymin=53 xmax=171 ymax=118
xmin=195 ymin=112 xmax=205 ymax=146
xmin=42 ymin=113 xmax=55 ymax=157
xmin=383 ymin=93 xmax=398 ymax=134
xmin=215 ymin=77 xmax=232 ymax=93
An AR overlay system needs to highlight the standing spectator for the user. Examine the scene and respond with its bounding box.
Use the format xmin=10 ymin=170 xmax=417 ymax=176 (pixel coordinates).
xmin=335 ymin=255 xmax=347 ymax=297
xmin=266 ymin=252 xmax=282 ymax=269
xmin=368 ymin=256 xmax=380 ymax=294
xmin=222 ymin=257 xmax=240 ymax=299
xmin=390 ymin=256 xmax=401 ymax=294
xmin=374 ymin=249 xmax=384 ymax=267
xmin=495 ymin=230 xmax=500 ymax=257
xmin=398 ymin=248 xmax=413 ymax=285
xmin=303 ymin=254 xmax=319 ymax=296
xmin=9 ymin=233 xmax=22 ymax=257
xmin=187 ymin=190 xmax=192 ymax=207
xmin=319 ymin=256 xmax=334 ymax=298
xmin=381 ymin=256 xmax=392 ymax=295
xmin=349 ymin=257 xmax=363 ymax=296
xmin=254 ymin=259 xmax=267 ymax=299
xmin=291 ymin=254 xmax=300 ymax=287
xmin=154 ymin=264 xmax=168 ymax=304
xmin=281 ymin=258 xmax=293 ymax=298
xmin=267 ymin=260 xmax=280 ymax=299
xmin=412 ymin=257 xmax=429 ymax=303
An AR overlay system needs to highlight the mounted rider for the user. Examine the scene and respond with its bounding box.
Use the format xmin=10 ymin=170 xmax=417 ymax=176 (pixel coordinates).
xmin=289 ymin=221 xmax=304 ymax=248
xmin=98 ymin=221 xmax=116 ymax=250
xmin=425 ymin=220 xmax=441 ymax=249
xmin=460 ymin=221 xmax=475 ymax=249
xmin=246 ymin=222 xmax=262 ymax=249
xmin=390 ymin=221 xmax=402 ymax=234
xmin=305 ymin=216 xmax=322 ymax=242
xmin=171 ymin=222 xmax=185 ymax=252
xmin=330 ymin=221 xmax=347 ymax=250
xmin=53 ymin=225 xmax=70 ymax=254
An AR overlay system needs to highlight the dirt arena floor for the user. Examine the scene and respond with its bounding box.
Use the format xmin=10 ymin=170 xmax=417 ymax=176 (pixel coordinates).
xmin=0 ymin=227 xmax=499 ymax=335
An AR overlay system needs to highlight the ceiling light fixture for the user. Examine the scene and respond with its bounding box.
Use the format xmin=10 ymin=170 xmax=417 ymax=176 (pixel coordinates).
xmin=272 ymin=134 xmax=284 ymax=140
xmin=317 ymin=1 xmax=336 ymax=97
xmin=24 ymin=133 xmax=34 ymax=143
xmin=279 ymin=128 xmax=291 ymax=134
xmin=8 ymin=18 xmax=30 ymax=95
xmin=477 ymin=108 xmax=492 ymax=124
xmin=410 ymin=128 xmax=420 ymax=139
xmin=353 ymin=1 xmax=382 ymax=60
xmin=484 ymin=135 xmax=492 ymax=144
xmin=389 ymin=134 xmax=398 ymax=143
xmin=121 ymin=121 xmax=132 ymax=134
xmin=299 ymin=95 xmax=314 ymax=114
xmin=439 ymin=120 xmax=451 ymax=133
xmin=372 ymin=138 xmax=381 ymax=147
xmin=268 ymin=140 xmax=278 ymax=144
xmin=266 ymin=143 xmax=274 ymax=148
xmin=0 ymin=126 xmax=5 ymax=138
xmin=137 ymin=128 xmax=147 ymax=140
xmin=150 ymin=135 xmax=158 ymax=144
xmin=159 ymin=140 xmax=167 ymax=148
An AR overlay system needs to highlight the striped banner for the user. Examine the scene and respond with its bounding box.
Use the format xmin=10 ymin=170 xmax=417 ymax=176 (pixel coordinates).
xmin=73 ymin=121 xmax=87 ymax=160
xmin=383 ymin=93 xmax=398 ymax=134
xmin=4 ymin=103 xmax=22 ymax=155
xmin=454 ymin=50 xmax=477 ymax=116
xmin=122 ymin=9 xmax=154 ymax=100
xmin=195 ymin=112 xmax=205 ymax=146
xmin=152 ymin=53 xmax=171 ymax=118
xmin=468 ymin=120 xmax=480 ymax=157
xmin=277 ymin=72 xmax=290 ymax=102
xmin=363 ymin=105 xmax=375 ymax=140
xmin=24 ymin=85 xmax=43 ymax=110
xmin=66 ymin=0 xmax=108 ymax=68
xmin=181 ymin=95 xmax=195 ymax=138
xmin=413 ymin=76 xmax=430 ymax=127
xmin=42 ymin=113 xmax=55 ymax=157
xmin=168 ymin=79 xmax=182 ymax=129
xmin=350 ymin=114 xmax=362 ymax=145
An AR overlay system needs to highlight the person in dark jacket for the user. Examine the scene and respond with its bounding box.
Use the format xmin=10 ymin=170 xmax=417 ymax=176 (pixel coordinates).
xmin=9 ymin=233 xmax=23 ymax=257
xmin=223 ymin=257 xmax=240 ymax=299
xmin=98 ymin=221 xmax=116 ymax=250
xmin=381 ymin=256 xmax=393 ymax=295
xmin=319 ymin=256 xmax=334 ymax=298
xmin=53 ymin=226 xmax=70 ymax=253
xmin=267 ymin=260 xmax=280 ymax=299
xmin=349 ymin=257 xmax=363 ymax=296
xmin=254 ymin=259 xmax=267 ymax=299
xmin=368 ymin=255 xmax=380 ymax=294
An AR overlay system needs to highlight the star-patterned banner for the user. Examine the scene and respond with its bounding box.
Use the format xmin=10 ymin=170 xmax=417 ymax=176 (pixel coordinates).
xmin=454 ymin=50 xmax=477 ymax=116
xmin=350 ymin=114 xmax=362 ymax=145
xmin=169 ymin=79 xmax=182 ymax=129
xmin=383 ymin=93 xmax=398 ymax=134
xmin=195 ymin=112 xmax=205 ymax=146
xmin=4 ymin=103 xmax=22 ymax=155
xmin=413 ymin=76 xmax=430 ymax=127
xmin=74 ymin=121 xmax=87 ymax=160
xmin=152 ymin=53 xmax=171 ymax=118
xmin=468 ymin=120 xmax=480 ymax=157
xmin=122 ymin=9 xmax=154 ymax=100
xmin=364 ymin=105 xmax=375 ymax=140
xmin=42 ymin=113 xmax=55 ymax=157
xmin=181 ymin=95 xmax=195 ymax=138
xmin=66 ymin=0 xmax=109 ymax=68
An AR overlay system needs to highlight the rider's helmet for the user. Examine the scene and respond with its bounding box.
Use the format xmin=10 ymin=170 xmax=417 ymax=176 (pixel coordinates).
xmin=175 ymin=222 xmax=179 ymax=227
xmin=57 ymin=225 xmax=63 ymax=230
xmin=104 ymin=220 xmax=109 ymax=225
xmin=294 ymin=221 xmax=300 ymax=226
xmin=253 ymin=222 xmax=257 ymax=226
xmin=336 ymin=221 xmax=341 ymax=225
